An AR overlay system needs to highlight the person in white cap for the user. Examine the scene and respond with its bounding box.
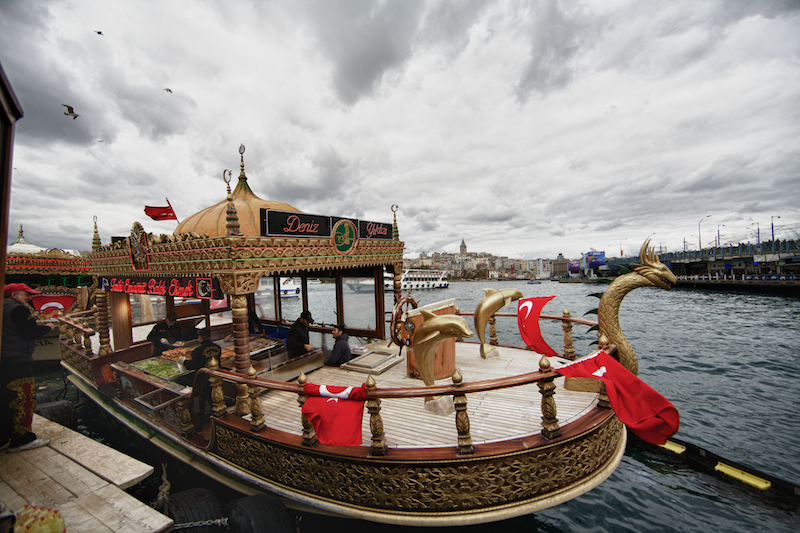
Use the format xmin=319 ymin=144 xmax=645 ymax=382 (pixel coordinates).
xmin=1 ymin=283 xmax=55 ymax=452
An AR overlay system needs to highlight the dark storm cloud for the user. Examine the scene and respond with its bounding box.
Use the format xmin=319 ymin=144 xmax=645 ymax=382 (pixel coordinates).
xmin=305 ymin=0 xmax=425 ymax=105
xmin=515 ymin=0 xmax=602 ymax=102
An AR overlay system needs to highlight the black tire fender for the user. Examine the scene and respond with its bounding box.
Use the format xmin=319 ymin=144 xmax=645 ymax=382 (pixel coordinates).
xmin=225 ymin=493 xmax=294 ymax=533
xmin=165 ymin=488 xmax=224 ymax=532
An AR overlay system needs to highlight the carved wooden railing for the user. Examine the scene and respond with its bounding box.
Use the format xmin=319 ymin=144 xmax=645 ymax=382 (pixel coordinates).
xmin=56 ymin=313 xmax=97 ymax=355
xmin=191 ymin=344 xmax=616 ymax=453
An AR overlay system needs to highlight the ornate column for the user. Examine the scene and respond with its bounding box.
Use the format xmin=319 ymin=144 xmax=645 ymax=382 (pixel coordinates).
xmin=537 ymin=355 xmax=561 ymax=440
xmin=231 ymin=294 xmax=250 ymax=373
xmin=366 ymin=375 xmax=386 ymax=456
xmin=95 ymin=289 xmax=113 ymax=356
xmin=452 ymin=369 xmax=474 ymax=454
xmin=562 ymin=307 xmax=575 ymax=360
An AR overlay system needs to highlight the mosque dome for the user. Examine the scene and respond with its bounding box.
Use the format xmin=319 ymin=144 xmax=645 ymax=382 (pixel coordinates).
xmin=174 ymin=146 xmax=300 ymax=237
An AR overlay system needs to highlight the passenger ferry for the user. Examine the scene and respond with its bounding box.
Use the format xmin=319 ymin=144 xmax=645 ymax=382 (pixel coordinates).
xmin=383 ymin=268 xmax=449 ymax=290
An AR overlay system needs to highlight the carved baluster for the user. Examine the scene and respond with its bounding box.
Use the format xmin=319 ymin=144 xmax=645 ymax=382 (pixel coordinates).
xmin=208 ymin=357 xmax=227 ymax=417
xmin=452 ymin=369 xmax=474 ymax=454
xmin=297 ymin=373 xmax=317 ymax=446
xmin=247 ymin=365 xmax=265 ymax=432
xmin=537 ymin=356 xmax=561 ymax=439
xmin=96 ymin=290 xmax=113 ymax=356
xmin=234 ymin=382 xmax=250 ymax=416
xmin=562 ymin=308 xmax=575 ymax=360
xmin=366 ymin=375 xmax=386 ymax=456
xmin=596 ymin=334 xmax=611 ymax=409
xmin=58 ymin=320 xmax=68 ymax=341
xmin=177 ymin=395 xmax=195 ymax=437
xmin=489 ymin=316 xmax=498 ymax=346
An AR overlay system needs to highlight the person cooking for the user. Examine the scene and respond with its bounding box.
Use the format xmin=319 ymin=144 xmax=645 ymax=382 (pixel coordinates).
xmin=147 ymin=312 xmax=183 ymax=357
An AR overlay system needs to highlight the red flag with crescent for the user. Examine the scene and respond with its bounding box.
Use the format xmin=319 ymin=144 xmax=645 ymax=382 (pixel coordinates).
xmin=301 ymin=383 xmax=367 ymax=446
xmin=517 ymin=296 xmax=558 ymax=356
xmin=144 ymin=198 xmax=178 ymax=221
xmin=556 ymin=350 xmax=680 ymax=444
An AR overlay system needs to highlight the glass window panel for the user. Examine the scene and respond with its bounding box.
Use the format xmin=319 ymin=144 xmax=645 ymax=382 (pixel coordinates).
xmin=255 ymin=276 xmax=277 ymax=320
xmin=306 ymin=276 xmax=337 ymax=327
xmin=130 ymin=294 xmax=166 ymax=325
xmin=277 ymin=276 xmax=305 ymax=323
xmin=342 ymin=275 xmax=377 ymax=331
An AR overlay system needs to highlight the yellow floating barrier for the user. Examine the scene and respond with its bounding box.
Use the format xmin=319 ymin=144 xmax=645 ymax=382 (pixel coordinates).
xmin=714 ymin=462 xmax=772 ymax=490
xmin=658 ymin=440 xmax=686 ymax=454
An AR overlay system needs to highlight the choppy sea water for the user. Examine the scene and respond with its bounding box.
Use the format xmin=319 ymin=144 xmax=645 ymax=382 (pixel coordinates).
xmin=35 ymin=280 xmax=800 ymax=532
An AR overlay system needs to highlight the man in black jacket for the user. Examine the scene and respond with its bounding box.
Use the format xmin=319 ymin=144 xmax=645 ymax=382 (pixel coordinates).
xmin=147 ymin=312 xmax=182 ymax=357
xmin=1 ymin=283 xmax=55 ymax=452
xmin=325 ymin=324 xmax=353 ymax=367
xmin=287 ymin=310 xmax=314 ymax=358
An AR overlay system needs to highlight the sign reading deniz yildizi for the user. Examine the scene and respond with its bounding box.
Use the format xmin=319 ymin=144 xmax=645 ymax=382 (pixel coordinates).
xmin=262 ymin=209 xmax=392 ymax=240
xmin=101 ymin=276 xmax=222 ymax=299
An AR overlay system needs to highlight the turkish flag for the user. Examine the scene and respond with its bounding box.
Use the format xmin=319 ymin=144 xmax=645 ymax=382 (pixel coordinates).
xmin=31 ymin=294 xmax=75 ymax=317
xmin=556 ymin=351 xmax=680 ymax=444
xmin=144 ymin=199 xmax=178 ymax=221
xmin=301 ymin=383 xmax=367 ymax=446
xmin=517 ymin=296 xmax=558 ymax=356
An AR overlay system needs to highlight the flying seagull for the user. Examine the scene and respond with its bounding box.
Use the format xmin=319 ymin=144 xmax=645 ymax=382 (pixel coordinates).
xmin=95 ymin=31 xmax=103 ymax=35
xmin=164 ymin=88 xmax=172 ymax=93
xmin=62 ymin=105 xmax=79 ymax=119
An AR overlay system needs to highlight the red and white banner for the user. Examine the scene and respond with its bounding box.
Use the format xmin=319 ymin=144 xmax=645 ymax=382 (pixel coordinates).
xmin=31 ymin=294 xmax=75 ymax=317
xmin=556 ymin=351 xmax=680 ymax=445
xmin=517 ymin=296 xmax=558 ymax=356
xmin=301 ymin=383 xmax=367 ymax=446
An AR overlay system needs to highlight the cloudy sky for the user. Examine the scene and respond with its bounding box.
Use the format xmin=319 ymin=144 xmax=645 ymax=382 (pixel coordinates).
xmin=2 ymin=0 xmax=799 ymax=260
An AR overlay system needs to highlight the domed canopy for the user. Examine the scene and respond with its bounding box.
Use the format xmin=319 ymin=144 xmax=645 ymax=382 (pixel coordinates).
xmin=175 ymin=164 xmax=300 ymax=238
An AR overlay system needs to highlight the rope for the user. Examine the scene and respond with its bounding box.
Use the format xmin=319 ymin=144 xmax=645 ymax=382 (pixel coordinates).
xmin=151 ymin=462 xmax=171 ymax=512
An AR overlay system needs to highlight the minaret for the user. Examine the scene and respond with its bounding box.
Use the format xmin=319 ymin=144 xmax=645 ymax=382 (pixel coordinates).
xmin=224 ymin=145 xmax=244 ymax=236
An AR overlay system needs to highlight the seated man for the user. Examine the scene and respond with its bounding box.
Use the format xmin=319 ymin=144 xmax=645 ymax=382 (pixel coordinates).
xmin=177 ymin=328 xmax=220 ymax=425
xmin=286 ymin=310 xmax=314 ymax=358
xmin=147 ymin=312 xmax=182 ymax=357
xmin=325 ymin=324 xmax=353 ymax=367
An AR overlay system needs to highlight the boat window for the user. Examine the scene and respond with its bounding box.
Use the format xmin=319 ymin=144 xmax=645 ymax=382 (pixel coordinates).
xmin=305 ymin=276 xmax=337 ymax=326
xmin=277 ymin=276 xmax=305 ymax=324
xmin=342 ymin=274 xmax=377 ymax=331
xmin=130 ymin=294 xmax=165 ymax=325
xmin=255 ymin=276 xmax=277 ymax=320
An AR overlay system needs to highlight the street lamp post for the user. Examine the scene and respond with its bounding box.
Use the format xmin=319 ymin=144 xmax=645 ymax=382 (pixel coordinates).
xmin=771 ymin=216 xmax=780 ymax=241
xmin=717 ymin=224 xmax=725 ymax=247
xmin=748 ymin=222 xmax=760 ymax=243
xmin=698 ymin=215 xmax=711 ymax=250
xmin=619 ymin=238 xmax=628 ymax=258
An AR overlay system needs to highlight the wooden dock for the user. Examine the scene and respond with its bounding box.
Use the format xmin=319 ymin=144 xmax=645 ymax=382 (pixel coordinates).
xmin=0 ymin=415 xmax=173 ymax=532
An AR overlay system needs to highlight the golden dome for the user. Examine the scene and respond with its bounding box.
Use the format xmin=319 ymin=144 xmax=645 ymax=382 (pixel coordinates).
xmin=175 ymin=150 xmax=300 ymax=237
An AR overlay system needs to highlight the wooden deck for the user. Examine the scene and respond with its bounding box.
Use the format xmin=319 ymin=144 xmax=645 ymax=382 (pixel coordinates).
xmin=0 ymin=415 xmax=172 ymax=533
xmin=258 ymin=340 xmax=599 ymax=448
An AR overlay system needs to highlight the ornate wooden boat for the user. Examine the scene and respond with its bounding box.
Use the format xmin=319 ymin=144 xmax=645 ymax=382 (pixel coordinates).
xmin=57 ymin=147 xmax=676 ymax=526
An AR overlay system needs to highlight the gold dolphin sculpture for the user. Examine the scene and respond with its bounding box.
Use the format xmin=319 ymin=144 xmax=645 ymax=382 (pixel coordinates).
xmin=412 ymin=310 xmax=473 ymax=391
xmin=474 ymin=288 xmax=524 ymax=358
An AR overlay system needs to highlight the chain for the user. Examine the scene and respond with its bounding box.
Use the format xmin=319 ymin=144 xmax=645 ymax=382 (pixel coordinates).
xmin=173 ymin=517 xmax=228 ymax=529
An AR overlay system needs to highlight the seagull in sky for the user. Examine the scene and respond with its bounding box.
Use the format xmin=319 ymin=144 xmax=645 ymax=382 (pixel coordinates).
xmin=164 ymin=88 xmax=172 ymax=93
xmin=95 ymin=31 xmax=103 ymax=35
xmin=62 ymin=105 xmax=79 ymax=119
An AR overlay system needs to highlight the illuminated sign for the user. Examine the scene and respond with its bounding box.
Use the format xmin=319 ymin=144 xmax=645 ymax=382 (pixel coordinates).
xmin=101 ymin=276 xmax=222 ymax=299
xmin=586 ymin=252 xmax=606 ymax=269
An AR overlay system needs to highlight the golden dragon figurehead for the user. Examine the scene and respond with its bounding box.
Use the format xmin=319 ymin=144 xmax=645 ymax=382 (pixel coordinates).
xmin=633 ymin=239 xmax=678 ymax=290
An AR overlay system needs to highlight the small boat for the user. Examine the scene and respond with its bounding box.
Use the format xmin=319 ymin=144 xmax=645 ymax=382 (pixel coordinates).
xmin=279 ymin=277 xmax=301 ymax=298
xmin=384 ymin=268 xmax=449 ymax=290
xmin=528 ymin=280 xmax=541 ymax=284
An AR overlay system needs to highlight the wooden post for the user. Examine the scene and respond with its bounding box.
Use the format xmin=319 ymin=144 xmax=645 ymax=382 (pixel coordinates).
xmin=247 ymin=365 xmax=265 ymax=432
xmin=452 ymin=369 xmax=474 ymax=455
xmin=537 ymin=355 xmax=561 ymax=440
xmin=562 ymin=307 xmax=575 ymax=360
xmin=234 ymin=382 xmax=250 ymax=416
xmin=231 ymin=295 xmax=250 ymax=373
xmin=596 ymin=334 xmax=611 ymax=409
xmin=177 ymin=395 xmax=195 ymax=438
xmin=208 ymin=357 xmax=226 ymax=418
xmin=489 ymin=316 xmax=498 ymax=346
xmin=96 ymin=290 xmax=113 ymax=356
xmin=297 ymin=373 xmax=317 ymax=447
xmin=366 ymin=375 xmax=386 ymax=456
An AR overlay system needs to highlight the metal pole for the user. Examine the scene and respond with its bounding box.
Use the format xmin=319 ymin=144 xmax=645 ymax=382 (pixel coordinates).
xmin=771 ymin=216 xmax=780 ymax=241
xmin=698 ymin=215 xmax=711 ymax=250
